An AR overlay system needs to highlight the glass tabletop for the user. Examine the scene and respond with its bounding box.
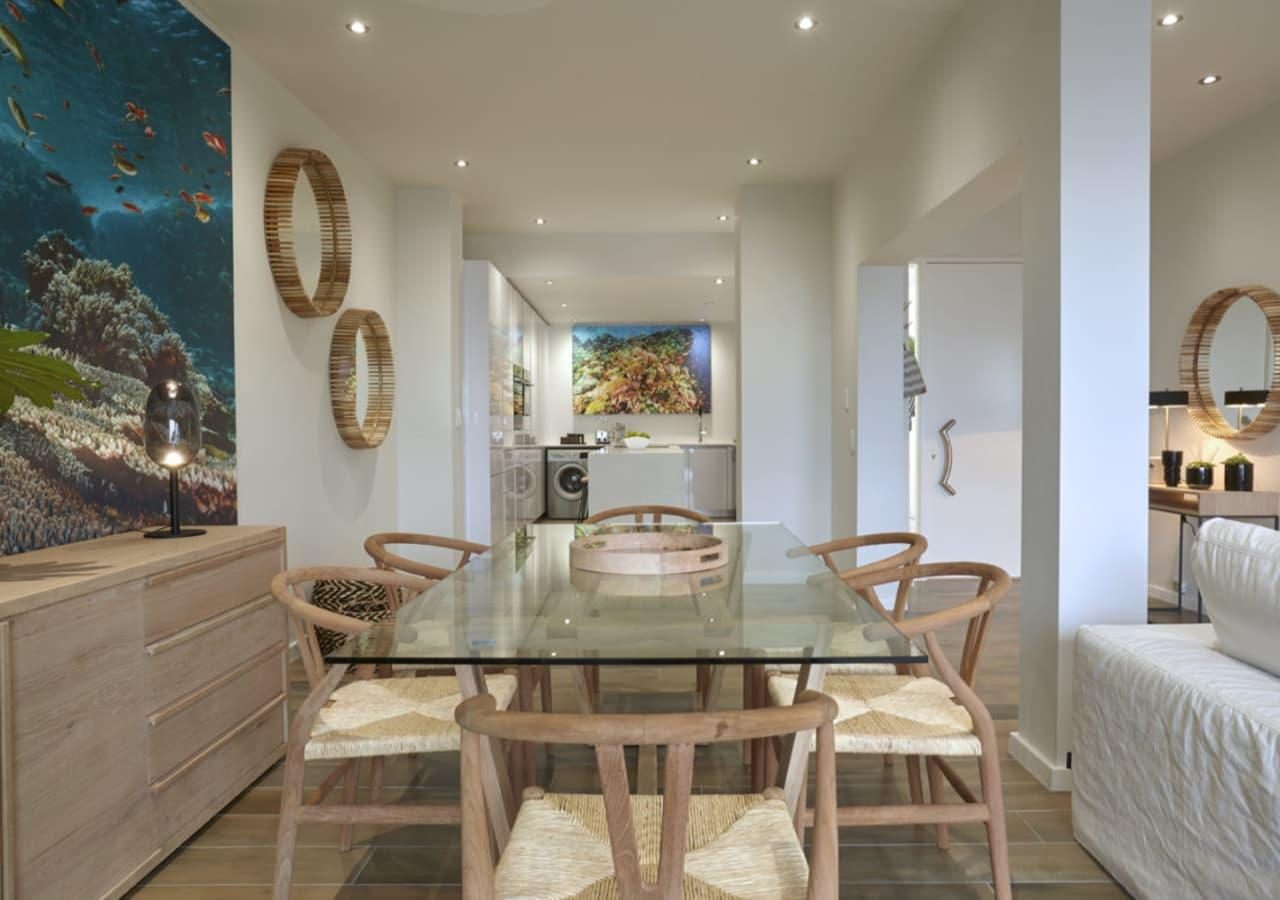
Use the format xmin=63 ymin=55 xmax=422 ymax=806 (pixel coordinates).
xmin=327 ymin=522 xmax=926 ymax=666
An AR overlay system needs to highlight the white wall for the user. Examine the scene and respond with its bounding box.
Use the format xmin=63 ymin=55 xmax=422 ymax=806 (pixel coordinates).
xmin=1148 ymin=98 xmax=1280 ymax=599
xmin=737 ymin=184 xmax=833 ymax=543
xmin=231 ymin=50 xmax=400 ymax=569
xmin=540 ymin=324 xmax=738 ymax=445
xmin=463 ymin=232 xmax=734 ymax=281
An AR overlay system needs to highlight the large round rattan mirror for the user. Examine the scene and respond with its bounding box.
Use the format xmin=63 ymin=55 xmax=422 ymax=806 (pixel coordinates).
xmin=1180 ymin=284 xmax=1280 ymax=441
xmin=264 ymin=148 xmax=351 ymax=317
xmin=329 ymin=309 xmax=394 ymax=449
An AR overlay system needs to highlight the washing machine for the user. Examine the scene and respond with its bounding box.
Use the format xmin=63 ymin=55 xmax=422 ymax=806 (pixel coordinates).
xmin=546 ymin=448 xmax=591 ymax=520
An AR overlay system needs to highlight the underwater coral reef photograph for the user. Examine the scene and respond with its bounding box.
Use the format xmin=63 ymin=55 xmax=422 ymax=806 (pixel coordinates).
xmin=0 ymin=0 xmax=235 ymax=554
xmin=572 ymin=324 xmax=711 ymax=415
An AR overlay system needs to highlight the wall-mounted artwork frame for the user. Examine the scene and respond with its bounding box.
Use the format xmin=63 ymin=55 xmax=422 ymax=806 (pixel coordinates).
xmin=572 ymin=324 xmax=711 ymax=415
xmin=264 ymin=148 xmax=351 ymax=317
xmin=329 ymin=308 xmax=394 ymax=449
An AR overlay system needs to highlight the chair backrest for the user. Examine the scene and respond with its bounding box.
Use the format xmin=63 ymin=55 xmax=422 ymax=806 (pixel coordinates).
xmin=364 ymin=531 xmax=489 ymax=581
xmin=269 ymin=565 xmax=433 ymax=689
xmin=455 ymin=690 xmax=840 ymax=899
xmin=806 ymin=532 xmax=928 ymax=619
xmin=583 ymin=504 xmax=711 ymax=525
xmin=843 ymin=561 xmax=1011 ymax=685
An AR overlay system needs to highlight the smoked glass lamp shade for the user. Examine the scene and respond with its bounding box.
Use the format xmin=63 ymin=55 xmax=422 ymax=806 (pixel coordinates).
xmin=144 ymin=380 xmax=202 ymax=469
xmin=142 ymin=380 xmax=205 ymax=538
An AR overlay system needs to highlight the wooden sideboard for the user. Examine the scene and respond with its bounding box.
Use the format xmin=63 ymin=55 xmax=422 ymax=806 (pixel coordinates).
xmin=0 ymin=525 xmax=287 ymax=900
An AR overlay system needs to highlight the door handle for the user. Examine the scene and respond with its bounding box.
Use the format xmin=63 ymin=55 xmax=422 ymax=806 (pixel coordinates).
xmin=939 ymin=419 xmax=957 ymax=496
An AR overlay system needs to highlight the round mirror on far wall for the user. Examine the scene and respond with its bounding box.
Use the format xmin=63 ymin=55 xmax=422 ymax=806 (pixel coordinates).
xmin=329 ymin=308 xmax=394 ymax=449
xmin=1180 ymin=284 xmax=1280 ymax=440
xmin=264 ymin=147 xmax=351 ymax=317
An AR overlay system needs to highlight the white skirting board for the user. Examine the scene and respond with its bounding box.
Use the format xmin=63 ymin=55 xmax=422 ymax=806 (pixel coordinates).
xmin=1008 ymin=731 xmax=1074 ymax=792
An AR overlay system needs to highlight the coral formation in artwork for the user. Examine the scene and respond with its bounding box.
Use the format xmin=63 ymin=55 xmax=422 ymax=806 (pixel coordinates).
xmin=572 ymin=324 xmax=711 ymax=415
xmin=0 ymin=0 xmax=234 ymax=554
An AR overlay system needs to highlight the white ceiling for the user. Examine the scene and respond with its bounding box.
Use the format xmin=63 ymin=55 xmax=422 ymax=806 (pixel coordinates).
xmin=514 ymin=275 xmax=735 ymax=325
xmin=192 ymin=0 xmax=965 ymax=232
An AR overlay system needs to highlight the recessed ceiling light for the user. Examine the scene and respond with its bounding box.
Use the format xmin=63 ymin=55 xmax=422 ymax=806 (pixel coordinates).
xmin=560 ymin=303 xmax=568 ymax=308
xmin=747 ymin=157 xmax=762 ymax=167
xmin=795 ymin=14 xmax=817 ymax=32
xmin=1157 ymin=12 xmax=1183 ymax=27
xmin=1198 ymin=73 xmax=1221 ymax=85
xmin=545 ymin=280 xmax=555 ymax=286
xmin=346 ymin=20 xmax=369 ymax=35
xmin=534 ymin=217 xmax=546 ymax=225
xmin=715 ymin=277 xmax=725 ymax=285
xmin=454 ymin=158 xmax=468 ymax=168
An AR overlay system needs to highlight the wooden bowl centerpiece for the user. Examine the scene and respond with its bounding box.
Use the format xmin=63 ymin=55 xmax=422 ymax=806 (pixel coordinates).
xmin=570 ymin=530 xmax=728 ymax=575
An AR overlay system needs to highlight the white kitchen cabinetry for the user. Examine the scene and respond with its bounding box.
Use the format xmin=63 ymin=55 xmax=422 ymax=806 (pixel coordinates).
xmin=685 ymin=446 xmax=736 ymax=518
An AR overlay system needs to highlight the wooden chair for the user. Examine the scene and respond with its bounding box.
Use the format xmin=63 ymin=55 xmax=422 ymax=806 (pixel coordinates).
xmin=270 ymin=566 xmax=518 ymax=900
xmin=455 ymin=688 xmax=841 ymax=899
xmin=765 ymin=562 xmax=1013 ymax=900
xmin=584 ymin=504 xmax=711 ymax=525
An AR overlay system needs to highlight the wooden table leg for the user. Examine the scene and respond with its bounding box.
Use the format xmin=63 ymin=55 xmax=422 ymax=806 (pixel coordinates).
xmin=779 ymin=662 xmax=826 ymax=819
xmin=455 ymin=665 xmax=514 ymax=854
xmin=516 ymin=666 xmax=536 ymax=790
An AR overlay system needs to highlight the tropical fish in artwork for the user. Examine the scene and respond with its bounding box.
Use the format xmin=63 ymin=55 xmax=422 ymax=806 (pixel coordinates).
xmin=86 ymin=41 xmax=105 ymax=72
xmin=112 ymin=156 xmax=137 ymax=176
xmin=124 ymin=101 xmax=148 ymax=123
xmin=216 ymin=87 xmax=230 ymax=97
xmin=40 ymin=142 xmax=54 ymax=152
xmin=180 ymin=162 xmax=191 ymax=174
xmin=114 ymin=184 xmax=124 ymax=193
xmin=0 ymin=24 xmax=27 ymax=76
xmin=108 ymin=173 xmax=120 ymax=181
xmin=81 ymin=206 xmax=97 ymax=216
xmin=6 ymin=94 xmax=31 ymax=136
xmin=133 ymin=153 xmax=144 ymax=161
xmin=122 ymin=201 xmax=141 ymax=214
xmin=193 ymin=206 xmax=210 ymax=223
xmin=193 ymin=191 xmax=213 ymax=204
xmin=43 ymin=171 xmax=71 ymax=190
xmin=46 ymin=0 xmax=68 ymax=13
xmin=62 ymin=98 xmax=70 ymax=111
xmin=31 ymin=111 xmax=45 ymax=120
xmin=178 ymin=189 xmax=193 ymax=205
xmin=143 ymin=125 xmax=154 ymax=139
xmin=111 ymin=141 xmax=127 ymax=153
xmin=5 ymin=3 xmax=22 ymax=24
xmin=201 ymin=131 xmax=227 ymax=157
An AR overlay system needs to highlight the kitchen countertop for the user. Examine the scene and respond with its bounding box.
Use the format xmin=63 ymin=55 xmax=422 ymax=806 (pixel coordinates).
xmin=532 ymin=442 xmax=737 ymax=450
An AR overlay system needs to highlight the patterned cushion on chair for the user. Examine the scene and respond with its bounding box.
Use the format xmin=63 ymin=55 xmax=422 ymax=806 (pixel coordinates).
xmin=769 ymin=673 xmax=982 ymax=757
xmin=310 ymin=579 xmax=395 ymax=655
xmin=495 ymin=789 xmax=809 ymax=899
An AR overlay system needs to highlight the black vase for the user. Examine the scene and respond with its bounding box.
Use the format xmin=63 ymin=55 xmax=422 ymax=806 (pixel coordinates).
xmin=1185 ymin=464 xmax=1214 ymax=489
xmin=1161 ymin=450 xmax=1183 ymax=487
xmin=1224 ymin=462 xmax=1254 ymax=492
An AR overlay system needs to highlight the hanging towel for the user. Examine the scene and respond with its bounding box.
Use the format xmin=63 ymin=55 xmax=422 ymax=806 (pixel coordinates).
xmin=904 ymin=343 xmax=926 ymax=399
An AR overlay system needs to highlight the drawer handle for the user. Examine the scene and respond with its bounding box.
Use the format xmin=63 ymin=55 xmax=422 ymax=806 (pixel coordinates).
xmin=148 ymin=643 xmax=285 ymax=727
xmin=145 ymin=541 xmax=282 ymax=588
xmin=150 ymin=693 xmax=286 ymax=793
xmin=146 ymin=595 xmax=277 ymax=656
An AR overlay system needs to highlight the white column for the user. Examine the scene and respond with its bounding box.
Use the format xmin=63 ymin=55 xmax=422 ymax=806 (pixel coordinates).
xmin=394 ymin=187 xmax=465 ymax=537
xmin=1012 ymin=0 xmax=1151 ymax=790
xmin=736 ymin=184 xmax=834 ymax=544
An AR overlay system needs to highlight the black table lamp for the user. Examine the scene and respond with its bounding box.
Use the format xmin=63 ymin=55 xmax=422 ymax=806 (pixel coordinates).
xmin=1224 ymin=388 xmax=1268 ymax=430
xmin=142 ymin=379 xmax=206 ymax=538
xmin=1149 ymin=389 xmax=1189 ymax=487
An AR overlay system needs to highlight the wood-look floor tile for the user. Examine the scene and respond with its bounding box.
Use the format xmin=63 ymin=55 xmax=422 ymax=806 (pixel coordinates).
xmin=834 ymin=813 xmax=1038 ymax=846
xmin=1019 ymin=810 xmax=1077 ymax=843
xmin=351 ymin=846 xmax=461 ymax=885
xmin=188 ymin=815 xmax=459 ymax=849
xmin=839 ymin=841 xmax=1110 ymax=885
xmin=142 ymin=847 xmax=370 ymax=886
xmin=130 ymin=887 xmax=458 ymax=899
xmin=1010 ymin=884 xmax=1131 ymax=898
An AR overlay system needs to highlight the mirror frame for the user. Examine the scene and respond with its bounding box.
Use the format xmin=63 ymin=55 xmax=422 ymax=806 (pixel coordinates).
xmin=1179 ymin=284 xmax=1280 ymax=441
xmin=264 ymin=148 xmax=351 ymax=317
xmin=329 ymin=308 xmax=394 ymax=449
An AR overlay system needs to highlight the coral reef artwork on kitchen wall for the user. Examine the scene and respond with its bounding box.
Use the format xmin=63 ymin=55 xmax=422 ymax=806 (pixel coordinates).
xmin=572 ymin=324 xmax=711 ymax=415
xmin=0 ymin=0 xmax=235 ymax=554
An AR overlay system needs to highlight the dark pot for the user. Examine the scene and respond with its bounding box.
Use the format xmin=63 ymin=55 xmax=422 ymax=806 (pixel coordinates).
xmin=1185 ymin=464 xmax=1214 ymax=489
xmin=1224 ymin=462 xmax=1254 ymax=492
xmin=1161 ymin=450 xmax=1183 ymax=487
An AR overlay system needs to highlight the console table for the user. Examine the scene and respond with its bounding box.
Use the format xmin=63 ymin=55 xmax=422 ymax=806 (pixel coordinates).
xmin=1148 ymin=485 xmax=1280 ymax=621
xmin=0 ymin=525 xmax=286 ymax=900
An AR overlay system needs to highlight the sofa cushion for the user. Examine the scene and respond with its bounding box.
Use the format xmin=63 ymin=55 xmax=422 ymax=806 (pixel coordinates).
xmin=1193 ymin=518 xmax=1280 ymax=678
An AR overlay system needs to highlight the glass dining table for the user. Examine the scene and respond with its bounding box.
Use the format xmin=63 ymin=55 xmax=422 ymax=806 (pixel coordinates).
xmin=324 ymin=521 xmax=925 ymax=819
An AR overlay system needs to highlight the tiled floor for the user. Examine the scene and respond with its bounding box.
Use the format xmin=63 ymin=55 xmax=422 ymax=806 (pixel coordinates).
xmin=128 ymin=583 xmax=1131 ymax=898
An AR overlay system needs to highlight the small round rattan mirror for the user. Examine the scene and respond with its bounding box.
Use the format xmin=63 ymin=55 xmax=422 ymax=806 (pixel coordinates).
xmin=1179 ymin=284 xmax=1280 ymax=441
xmin=329 ymin=309 xmax=394 ymax=449
xmin=264 ymin=148 xmax=351 ymax=317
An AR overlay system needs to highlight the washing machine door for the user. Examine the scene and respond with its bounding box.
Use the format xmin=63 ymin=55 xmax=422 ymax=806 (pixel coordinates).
xmin=553 ymin=462 xmax=587 ymax=502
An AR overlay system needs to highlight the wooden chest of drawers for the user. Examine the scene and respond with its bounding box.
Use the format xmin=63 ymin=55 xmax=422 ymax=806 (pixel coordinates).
xmin=0 ymin=526 xmax=287 ymax=900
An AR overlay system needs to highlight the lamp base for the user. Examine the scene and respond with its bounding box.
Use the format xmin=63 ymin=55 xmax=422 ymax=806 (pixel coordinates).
xmin=144 ymin=526 xmax=207 ymax=539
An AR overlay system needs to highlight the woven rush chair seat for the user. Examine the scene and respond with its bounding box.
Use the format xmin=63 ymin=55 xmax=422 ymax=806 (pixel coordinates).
xmin=495 ymin=788 xmax=809 ymax=899
xmin=768 ymin=673 xmax=981 ymax=757
xmin=307 ymin=673 xmax=517 ymax=761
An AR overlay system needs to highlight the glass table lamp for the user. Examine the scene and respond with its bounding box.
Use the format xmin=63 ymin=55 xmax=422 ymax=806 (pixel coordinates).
xmin=1149 ymin=389 xmax=1189 ymax=487
xmin=142 ymin=379 xmax=206 ymax=538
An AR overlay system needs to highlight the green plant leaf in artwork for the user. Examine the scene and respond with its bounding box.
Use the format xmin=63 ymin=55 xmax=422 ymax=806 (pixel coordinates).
xmin=1223 ymin=453 xmax=1251 ymax=466
xmin=0 ymin=329 xmax=93 ymax=415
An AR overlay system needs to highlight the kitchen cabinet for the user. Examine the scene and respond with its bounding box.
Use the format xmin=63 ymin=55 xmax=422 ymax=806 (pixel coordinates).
xmin=686 ymin=446 xmax=736 ymax=518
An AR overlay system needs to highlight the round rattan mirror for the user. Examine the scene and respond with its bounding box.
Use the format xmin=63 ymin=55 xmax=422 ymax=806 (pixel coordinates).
xmin=1179 ymin=284 xmax=1280 ymax=441
xmin=264 ymin=148 xmax=351 ymax=317
xmin=329 ymin=309 xmax=394 ymax=449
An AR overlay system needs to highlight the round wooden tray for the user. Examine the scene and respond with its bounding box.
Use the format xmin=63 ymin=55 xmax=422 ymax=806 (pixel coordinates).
xmin=569 ymin=531 xmax=728 ymax=575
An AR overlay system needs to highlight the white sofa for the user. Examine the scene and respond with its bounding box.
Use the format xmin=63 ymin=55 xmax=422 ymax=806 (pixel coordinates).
xmin=1073 ymin=520 xmax=1280 ymax=899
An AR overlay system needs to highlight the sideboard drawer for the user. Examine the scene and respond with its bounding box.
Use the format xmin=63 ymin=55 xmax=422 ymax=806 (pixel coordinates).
xmin=148 ymin=645 xmax=286 ymax=784
xmin=146 ymin=597 xmax=287 ymax=713
xmin=151 ymin=700 xmax=285 ymax=837
xmin=141 ymin=541 xmax=283 ymax=643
